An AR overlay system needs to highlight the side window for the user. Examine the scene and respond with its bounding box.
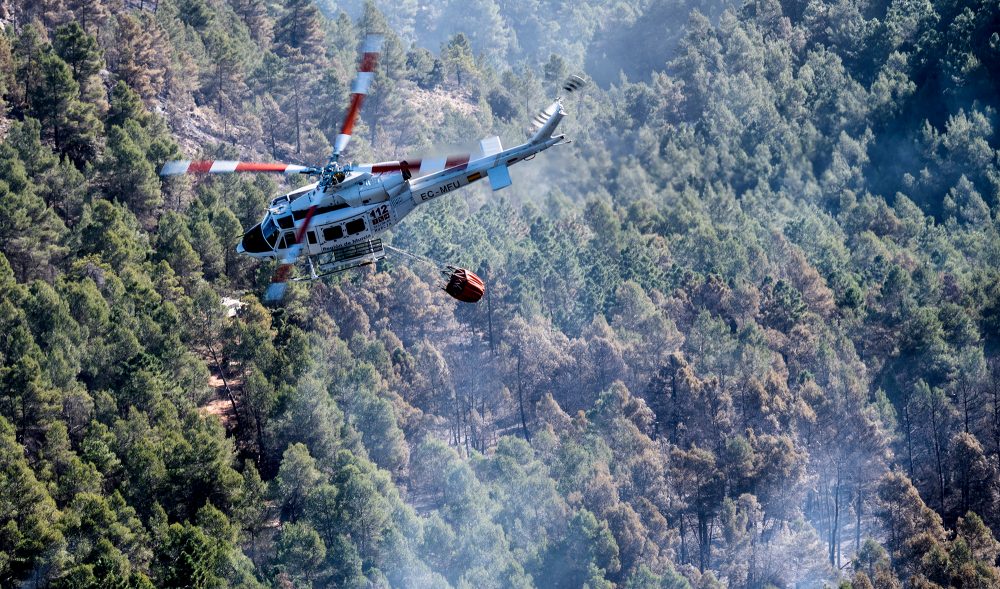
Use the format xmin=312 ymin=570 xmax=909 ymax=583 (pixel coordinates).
xmin=323 ymin=226 xmax=343 ymax=241
xmin=276 ymin=214 xmax=294 ymax=229
xmin=307 ymin=231 xmax=317 ymax=245
xmin=279 ymin=232 xmax=295 ymax=250
xmin=346 ymin=218 xmax=366 ymax=235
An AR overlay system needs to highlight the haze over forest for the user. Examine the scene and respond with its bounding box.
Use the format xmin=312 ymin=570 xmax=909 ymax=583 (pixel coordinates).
xmin=1 ymin=0 xmax=1000 ymax=587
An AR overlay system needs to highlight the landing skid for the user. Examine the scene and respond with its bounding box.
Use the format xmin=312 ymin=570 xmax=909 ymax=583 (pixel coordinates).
xmin=291 ymin=258 xmax=379 ymax=281
xmin=291 ymin=238 xmax=386 ymax=282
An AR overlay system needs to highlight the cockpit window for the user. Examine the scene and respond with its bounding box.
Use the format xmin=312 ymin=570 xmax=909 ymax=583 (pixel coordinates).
xmin=262 ymin=216 xmax=279 ymax=248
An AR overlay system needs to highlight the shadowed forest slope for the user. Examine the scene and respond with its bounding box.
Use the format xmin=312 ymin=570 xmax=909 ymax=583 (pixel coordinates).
xmin=1 ymin=0 xmax=1000 ymax=587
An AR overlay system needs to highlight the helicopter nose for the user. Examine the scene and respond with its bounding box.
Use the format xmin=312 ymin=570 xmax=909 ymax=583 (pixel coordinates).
xmin=238 ymin=224 xmax=270 ymax=254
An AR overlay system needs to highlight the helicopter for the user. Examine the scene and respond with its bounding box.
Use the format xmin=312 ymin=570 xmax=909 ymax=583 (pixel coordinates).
xmin=161 ymin=34 xmax=585 ymax=303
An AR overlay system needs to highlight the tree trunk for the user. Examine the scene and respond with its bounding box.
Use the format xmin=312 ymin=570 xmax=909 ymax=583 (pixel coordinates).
xmin=207 ymin=342 xmax=241 ymax=431
xmin=904 ymin=401 xmax=914 ymax=478
xmin=486 ymin=272 xmax=496 ymax=355
xmin=293 ymin=86 xmax=301 ymax=154
xmin=855 ymin=476 xmax=863 ymax=552
xmin=697 ymin=510 xmax=710 ymax=572
xmin=829 ymin=466 xmax=841 ymax=568
xmin=930 ymin=394 xmax=946 ymax=514
xmin=993 ymin=376 xmax=1000 ymax=462
xmin=270 ymin=123 xmax=276 ymax=159
xmin=216 ymin=63 xmax=223 ymax=114
xmin=253 ymin=406 xmax=266 ymax=461
xmin=679 ymin=514 xmax=687 ymax=565
xmin=962 ymin=383 xmax=970 ymax=433
xmin=516 ymin=353 xmax=531 ymax=443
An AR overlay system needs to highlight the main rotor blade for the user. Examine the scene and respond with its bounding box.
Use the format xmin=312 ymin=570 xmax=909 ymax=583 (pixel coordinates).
xmin=355 ymin=154 xmax=473 ymax=176
xmin=160 ymin=160 xmax=315 ymax=176
xmin=331 ymin=33 xmax=384 ymax=160
xmin=264 ymin=205 xmax=318 ymax=303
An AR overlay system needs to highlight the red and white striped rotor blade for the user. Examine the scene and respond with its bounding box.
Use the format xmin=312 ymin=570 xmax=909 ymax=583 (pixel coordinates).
xmin=160 ymin=160 xmax=313 ymax=176
xmin=332 ymin=34 xmax=383 ymax=159
xmin=264 ymin=205 xmax=318 ymax=303
xmin=356 ymin=154 xmax=472 ymax=176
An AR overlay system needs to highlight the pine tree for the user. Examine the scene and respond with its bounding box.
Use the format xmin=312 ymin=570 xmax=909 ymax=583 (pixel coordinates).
xmin=59 ymin=99 xmax=103 ymax=166
xmin=74 ymin=199 xmax=147 ymax=267
xmin=41 ymin=157 xmax=87 ymax=223
xmin=233 ymin=461 xmax=269 ymax=565
xmin=443 ymin=33 xmax=476 ymax=87
xmin=5 ymin=118 xmax=58 ymax=181
xmin=0 ymin=33 xmax=13 ymax=114
xmin=209 ymin=206 xmax=244 ymax=279
xmin=107 ymin=80 xmax=149 ymax=130
xmin=28 ymin=52 xmax=76 ymax=147
xmin=109 ymin=12 xmax=167 ymax=100
xmin=155 ymin=523 xmax=224 ymax=588
xmin=275 ymin=443 xmax=321 ymax=523
xmin=67 ymin=0 xmax=113 ymax=35
xmin=230 ymin=0 xmax=271 ymax=43
xmin=280 ymin=50 xmax=313 ymax=154
xmin=0 ymin=355 xmax=61 ymax=448
xmin=99 ymin=122 xmax=162 ymax=217
xmin=53 ymin=23 xmax=107 ymax=138
xmin=273 ymin=0 xmax=326 ymax=60
xmin=155 ymin=211 xmax=201 ymax=279
xmin=543 ymin=53 xmax=567 ymax=85
xmin=0 ymin=145 xmax=67 ymax=281
xmin=275 ymin=522 xmax=326 ymax=585
xmin=22 ymin=0 xmax=72 ymax=29
xmin=875 ymin=471 xmax=947 ymax=576
xmin=176 ymin=0 xmax=214 ymax=30
xmin=12 ymin=23 xmax=47 ymax=115
xmin=23 ymin=49 xmax=102 ymax=166
xmin=53 ymin=22 xmax=102 ymax=87
xmin=202 ymin=29 xmax=246 ymax=118
xmin=0 ymin=415 xmax=60 ymax=586
xmin=331 ymin=461 xmax=390 ymax=561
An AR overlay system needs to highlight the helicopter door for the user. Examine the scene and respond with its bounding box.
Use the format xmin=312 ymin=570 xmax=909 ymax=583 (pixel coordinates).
xmin=278 ymin=231 xmax=297 ymax=250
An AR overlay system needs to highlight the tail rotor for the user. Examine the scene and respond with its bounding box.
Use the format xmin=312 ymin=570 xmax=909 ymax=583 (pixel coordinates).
xmin=530 ymin=74 xmax=587 ymax=138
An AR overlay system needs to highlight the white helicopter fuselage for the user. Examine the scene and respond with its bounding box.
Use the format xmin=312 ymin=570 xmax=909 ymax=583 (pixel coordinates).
xmin=236 ymin=111 xmax=567 ymax=264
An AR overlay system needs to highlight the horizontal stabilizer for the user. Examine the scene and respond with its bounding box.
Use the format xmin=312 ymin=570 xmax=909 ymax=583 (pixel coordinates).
xmin=479 ymin=136 xmax=503 ymax=158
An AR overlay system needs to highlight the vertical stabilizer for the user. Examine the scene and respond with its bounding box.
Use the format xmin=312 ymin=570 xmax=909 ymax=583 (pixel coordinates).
xmin=529 ymin=101 xmax=565 ymax=143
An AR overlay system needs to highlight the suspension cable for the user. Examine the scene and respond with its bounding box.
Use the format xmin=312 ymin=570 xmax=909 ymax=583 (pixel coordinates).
xmin=383 ymin=244 xmax=453 ymax=275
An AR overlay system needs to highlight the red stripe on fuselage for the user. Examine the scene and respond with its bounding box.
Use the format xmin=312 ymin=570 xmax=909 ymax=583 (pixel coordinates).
xmin=188 ymin=161 xmax=214 ymax=173
xmin=445 ymin=155 xmax=470 ymax=170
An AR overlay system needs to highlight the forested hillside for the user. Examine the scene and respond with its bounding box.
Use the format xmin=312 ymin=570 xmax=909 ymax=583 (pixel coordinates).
xmin=1 ymin=0 xmax=1000 ymax=587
